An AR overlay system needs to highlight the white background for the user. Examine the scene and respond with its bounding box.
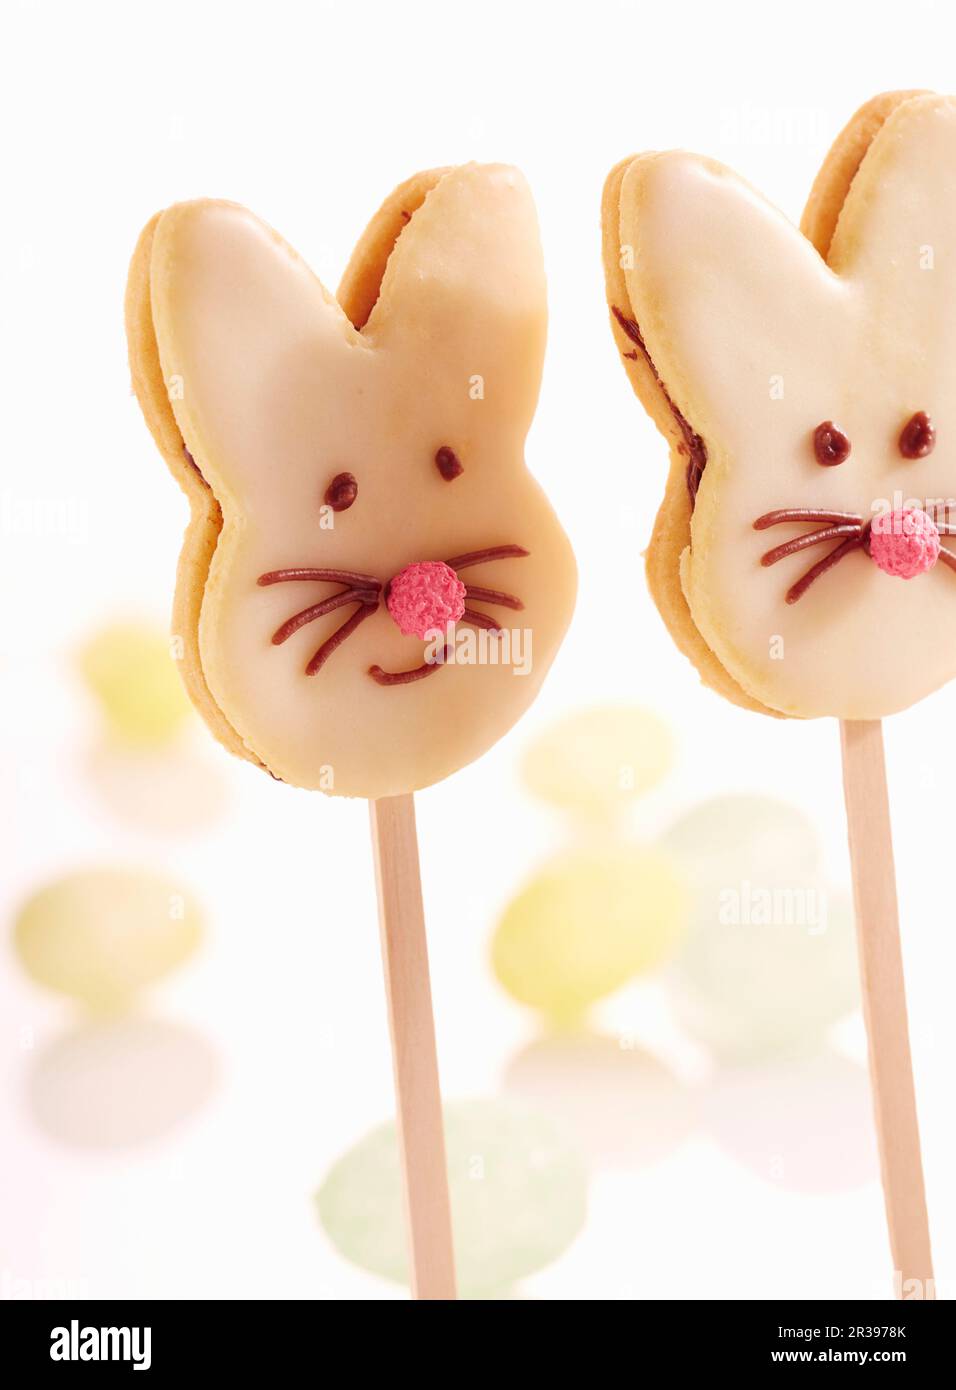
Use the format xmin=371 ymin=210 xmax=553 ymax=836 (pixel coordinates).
xmin=2 ymin=0 xmax=955 ymax=1300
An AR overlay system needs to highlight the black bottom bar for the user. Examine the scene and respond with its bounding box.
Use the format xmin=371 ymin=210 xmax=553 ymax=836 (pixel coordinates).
xmin=0 ymin=1298 xmax=949 ymax=1376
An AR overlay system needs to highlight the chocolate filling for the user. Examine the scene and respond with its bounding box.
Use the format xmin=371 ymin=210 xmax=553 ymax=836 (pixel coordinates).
xmin=612 ymin=306 xmax=707 ymax=504
xmin=182 ymin=445 xmax=203 ymax=478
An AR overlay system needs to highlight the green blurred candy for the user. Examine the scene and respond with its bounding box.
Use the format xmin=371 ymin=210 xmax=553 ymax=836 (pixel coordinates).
xmin=521 ymin=705 xmax=674 ymax=817
xmin=14 ymin=868 xmax=203 ymax=1008
xmin=669 ymin=889 xmax=859 ymax=1059
xmin=317 ymin=1099 xmax=587 ymax=1297
xmin=662 ymin=796 xmax=857 ymax=1059
xmin=78 ymin=621 xmax=190 ymax=745
xmin=661 ymin=795 xmax=820 ymax=885
xmin=492 ymin=845 xmax=686 ymax=1021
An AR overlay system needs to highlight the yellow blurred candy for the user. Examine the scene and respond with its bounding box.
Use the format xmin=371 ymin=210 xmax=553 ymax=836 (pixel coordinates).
xmin=521 ymin=706 xmax=674 ymax=817
xmin=78 ymin=621 xmax=190 ymax=745
xmin=492 ymin=845 xmax=686 ymax=1020
xmin=14 ymin=868 xmax=203 ymax=1009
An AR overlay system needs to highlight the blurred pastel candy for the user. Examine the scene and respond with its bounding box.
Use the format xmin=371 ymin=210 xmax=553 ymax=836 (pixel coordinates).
xmin=85 ymin=737 xmax=227 ymax=835
xmin=521 ymin=705 xmax=674 ymax=817
xmin=492 ymin=846 xmax=686 ymax=1020
xmin=661 ymin=795 xmax=820 ymax=887
xmin=701 ymin=1051 xmax=878 ymax=1192
xmin=317 ymin=1098 xmax=587 ymax=1297
xmin=78 ymin=621 xmax=190 ymax=745
xmin=14 ymin=868 xmax=203 ymax=1008
xmin=667 ymin=886 xmax=859 ymax=1059
xmin=28 ymin=1018 xmax=219 ymax=1149
xmin=504 ymin=1032 xmax=697 ymax=1169
xmin=661 ymin=796 xmax=857 ymax=1058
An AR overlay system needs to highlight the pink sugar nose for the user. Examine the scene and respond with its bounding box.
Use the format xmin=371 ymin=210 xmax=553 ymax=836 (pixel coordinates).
xmin=868 ymin=507 xmax=940 ymax=579
xmin=386 ymin=560 xmax=467 ymax=639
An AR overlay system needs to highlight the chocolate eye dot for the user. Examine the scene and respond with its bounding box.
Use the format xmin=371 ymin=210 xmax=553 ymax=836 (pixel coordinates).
xmin=899 ymin=411 xmax=936 ymax=459
xmin=324 ymin=471 xmax=358 ymax=512
xmin=435 ymin=445 xmax=464 ymax=481
xmin=813 ymin=421 xmax=851 ymax=466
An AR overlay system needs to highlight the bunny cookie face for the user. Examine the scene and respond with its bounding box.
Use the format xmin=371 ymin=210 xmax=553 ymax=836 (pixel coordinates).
xmin=605 ymin=93 xmax=956 ymax=719
xmin=126 ymin=166 xmax=576 ymax=796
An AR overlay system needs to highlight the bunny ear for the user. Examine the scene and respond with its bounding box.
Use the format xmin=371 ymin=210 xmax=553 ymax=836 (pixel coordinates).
xmin=365 ymin=164 xmax=547 ymax=430
xmin=150 ymin=200 xmax=360 ymax=510
xmin=828 ymin=95 xmax=956 ymax=321
xmin=617 ymin=153 xmax=844 ymax=446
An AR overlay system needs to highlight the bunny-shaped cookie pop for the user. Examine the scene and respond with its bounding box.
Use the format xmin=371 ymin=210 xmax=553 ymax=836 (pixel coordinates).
xmin=603 ymin=92 xmax=943 ymax=1299
xmin=126 ymin=165 xmax=576 ymax=797
xmin=603 ymin=91 xmax=956 ymax=720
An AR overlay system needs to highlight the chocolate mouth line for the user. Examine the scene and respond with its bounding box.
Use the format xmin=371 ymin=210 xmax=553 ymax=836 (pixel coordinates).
xmin=257 ymin=546 xmax=529 ymax=680
xmin=369 ymin=648 xmax=450 ymax=686
xmin=612 ymin=306 xmax=707 ymax=503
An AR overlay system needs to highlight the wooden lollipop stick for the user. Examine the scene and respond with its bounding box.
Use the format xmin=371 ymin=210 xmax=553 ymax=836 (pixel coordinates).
xmin=839 ymin=719 xmax=934 ymax=1298
xmin=368 ymin=793 xmax=457 ymax=1301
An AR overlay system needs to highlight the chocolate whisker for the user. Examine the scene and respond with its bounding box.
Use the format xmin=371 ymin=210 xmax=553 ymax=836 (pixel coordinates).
xmin=272 ymin=590 xmax=378 ymax=645
xmin=259 ymin=567 xmax=382 ymax=590
xmin=936 ymin=545 xmax=956 ymax=572
xmin=461 ymin=608 xmax=503 ymax=633
xmin=369 ymin=648 xmax=450 ymax=686
xmin=445 ymin=545 xmax=529 ymax=571
xmin=761 ymin=523 xmax=861 ymax=568
xmin=754 ymin=508 xmax=862 ymax=531
xmin=786 ymin=534 xmax=864 ymax=604
xmin=464 ymin=585 xmax=524 ymax=610
xmin=306 ymin=603 xmax=377 ymax=676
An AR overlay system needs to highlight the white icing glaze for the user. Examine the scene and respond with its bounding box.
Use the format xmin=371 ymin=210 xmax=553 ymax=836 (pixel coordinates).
xmin=621 ymin=95 xmax=956 ymax=717
xmin=150 ymin=167 xmax=576 ymax=794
